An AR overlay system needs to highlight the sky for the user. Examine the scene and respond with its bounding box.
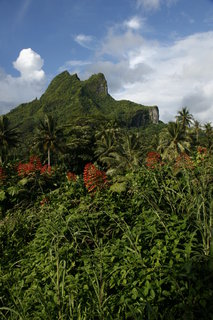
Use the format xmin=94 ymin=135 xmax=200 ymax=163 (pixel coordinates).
xmin=1 ymin=0 xmax=213 ymax=123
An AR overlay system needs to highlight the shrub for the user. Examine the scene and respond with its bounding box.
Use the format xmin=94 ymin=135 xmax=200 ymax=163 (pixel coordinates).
xmin=145 ymin=151 xmax=162 ymax=169
xmin=83 ymin=163 xmax=108 ymax=193
xmin=17 ymin=156 xmax=51 ymax=177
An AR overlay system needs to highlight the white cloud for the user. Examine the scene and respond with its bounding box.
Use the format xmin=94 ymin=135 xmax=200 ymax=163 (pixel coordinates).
xmin=13 ymin=48 xmax=45 ymax=81
xmin=98 ymin=30 xmax=145 ymax=58
xmin=63 ymin=60 xmax=91 ymax=67
xmin=79 ymin=28 xmax=213 ymax=123
xmin=58 ymin=59 xmax=91 ymax=74
xmin=82 ymin=60 xmax=152 ymax=92
xmin=124 ymin=17 xmax=142 ymax=30
xmin=0 ymin=48 xmax=46 ymax=115
xmin=117 ymin=32 xmax=213 ymax=123
xmin=74 ymin=34 xmax=94 ymax=49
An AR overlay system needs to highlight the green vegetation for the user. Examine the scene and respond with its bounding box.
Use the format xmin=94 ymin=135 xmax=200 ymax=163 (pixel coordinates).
xmin=1 ymin=97 xmax=213 ymax=319
xmin=0 ymin=115 xmax=20 ymax=164
xmin=33 ymin=114 xmax=66 ymax=166
xmin=158 ymin=121 xmax=191 ymax=160
xmin=5 ymin=71 xmax=158 ymax=160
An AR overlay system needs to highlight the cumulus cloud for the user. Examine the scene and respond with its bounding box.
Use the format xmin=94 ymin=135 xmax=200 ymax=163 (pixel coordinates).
xmin=0 ymin=48 xmax=46 ymax=115
xmin=117 ymin=32 xmax=213 ymax=123
xmin=82 ymin=60 xmax=152 ymax=92
xmin=13 ymin=48 xmax=45 ymax=81
xmin=77 ymin=27 xmax=213 ymax=123
xmin=98 ymin=30 xmax=145 ymax=58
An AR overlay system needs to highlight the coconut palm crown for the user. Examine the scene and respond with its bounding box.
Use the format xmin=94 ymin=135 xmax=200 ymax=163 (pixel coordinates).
xmin=33 ymin=114 xmax=66 ymax=166
xmin=176 ymin=107 xmax=194 ymax=131
xmin=158 ymin=121 xmax=191 ymax=160
xmin=0 ymin=115 xmax=20 ymax=164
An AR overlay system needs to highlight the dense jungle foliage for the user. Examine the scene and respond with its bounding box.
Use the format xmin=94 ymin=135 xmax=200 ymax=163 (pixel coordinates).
xmin=0 ymin=107 xmax=213 ymax=319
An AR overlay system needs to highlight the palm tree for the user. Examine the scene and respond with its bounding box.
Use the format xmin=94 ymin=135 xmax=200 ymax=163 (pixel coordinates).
xmin=0 ymin=115 xmax=19 ymax=164
xmin=193 ymin=119 xmax=201 ymax=144
xmin=203 ymin=122 xmax=213 ymax=151
xmin=118 ymin=132 xmax=142 ymax=170
xmin=176 ymin=107 xmax=194 ymax=131
xmin=95 ymin=130 xmax=142 ymax=174
xmin=95 ymin=126 xmax=120 ymax=164
xmin=65 ymin=120 xmax=95 ymax=171
xmin=33 ymin=114 xmax=65 ymax=166
xmin=158 ymin=121 xmax=191 ymax=160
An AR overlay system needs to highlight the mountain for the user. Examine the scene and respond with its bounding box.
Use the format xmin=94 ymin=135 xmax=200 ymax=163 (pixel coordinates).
xmin=6 ymin=71 xmax=159 ymax=147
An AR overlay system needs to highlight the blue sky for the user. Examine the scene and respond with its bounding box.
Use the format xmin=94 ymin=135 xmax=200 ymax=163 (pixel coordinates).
xmin=1 ymin=0 xmax=213 ymax=123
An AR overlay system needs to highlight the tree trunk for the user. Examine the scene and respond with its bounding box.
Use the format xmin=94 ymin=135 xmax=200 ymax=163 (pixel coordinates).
xmin=48 ymin=148 xmax=51 ymax=166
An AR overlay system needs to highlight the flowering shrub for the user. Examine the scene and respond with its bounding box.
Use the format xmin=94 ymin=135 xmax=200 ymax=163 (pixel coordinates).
xmin=66 ymin=172 xmax=77 ymax=182
xmin=40 ymin=164 xmax=52 ymax=175
xmin=0 ymin=166 xmax=6 ymax=182
xmin=175 ymin=153 xmax=194 ymax=170
xmin=40 ymin=197 xmax=49 ymax=207
xmin=194 ymin=146 xmax=208 ymax=165
xmin=83 ymin=163 xmax=108 ymax=193
xmin=17 ymin=156 xmax=51 ymax=177
xmin=197 ymin=146 xmax=207 ymax=155
xmin=145 ymin=152 xmax=162 ymax=169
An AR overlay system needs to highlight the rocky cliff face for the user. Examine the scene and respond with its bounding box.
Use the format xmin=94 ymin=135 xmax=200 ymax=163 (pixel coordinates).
xmin=149 ymin=106 xmax=159 ymax=124
xmin=130 ymin=106 xmax=159 ymax=127
xmin=95 ymin=74 xmax=108 ymax=95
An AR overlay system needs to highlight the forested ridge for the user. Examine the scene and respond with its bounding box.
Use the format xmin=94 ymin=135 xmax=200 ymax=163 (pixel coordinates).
xmin=5 ymin=71 xmax=159 ymax=159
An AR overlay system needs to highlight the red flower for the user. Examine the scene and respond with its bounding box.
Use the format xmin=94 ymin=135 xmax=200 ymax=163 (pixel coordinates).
xmin=29 ymin=156 xmax=42 ymax=170
xmin=83 ymin=163 xmax=108 ymax=193
xmin=67 ymin=172 xmax=77 ymax=181
xmin=146 ymin=152 xmax=162 ymax=169
xmin=17 ymin=156 xmax=51 ymax=177
xmin=0 ymin=166 xmax=6 ymax=182
xmin=40 ymin=197 xmax=49 ymax=206
xmin=197 ymin=146 xmax=207 ymax=155
xmin=17 ymin=162 xmax=35 ymax=176
xmin=175 ymin=153 xmax=194 ymax=169
xmin=40 ymin=164 xmax=51 ymax=175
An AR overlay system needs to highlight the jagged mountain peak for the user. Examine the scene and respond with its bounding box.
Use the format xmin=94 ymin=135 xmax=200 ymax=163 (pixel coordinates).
xmin=84 ymin=73 xmax=108 ymax=96
xmin=7 ymin=71 xmax=159 ymax=147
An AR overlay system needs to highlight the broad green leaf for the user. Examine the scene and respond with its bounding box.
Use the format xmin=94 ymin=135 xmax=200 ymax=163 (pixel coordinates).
xmin=132 ymin=288 xmax=138 ymax=300
xmin=7 ymin=186 xmax=19 ymax=196
xmin=19 ymin=177 xmax=29 ymax=186
xmin=110 ymin=181 xmax=126 ymax=193
xmin=0 ymin=190 xmax=6 ymax=201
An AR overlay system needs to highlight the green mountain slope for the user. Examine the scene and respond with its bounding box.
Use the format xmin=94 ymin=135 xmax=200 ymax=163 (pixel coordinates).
xmin=7 ymin=71 xmax=159 ymax=123
xmin=6 ymin=71 xmax=159 ymax=148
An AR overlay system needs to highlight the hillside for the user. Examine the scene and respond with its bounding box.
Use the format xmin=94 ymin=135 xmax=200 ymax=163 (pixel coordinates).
xmin=6 ymin=71 xmax=159 ymax=137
